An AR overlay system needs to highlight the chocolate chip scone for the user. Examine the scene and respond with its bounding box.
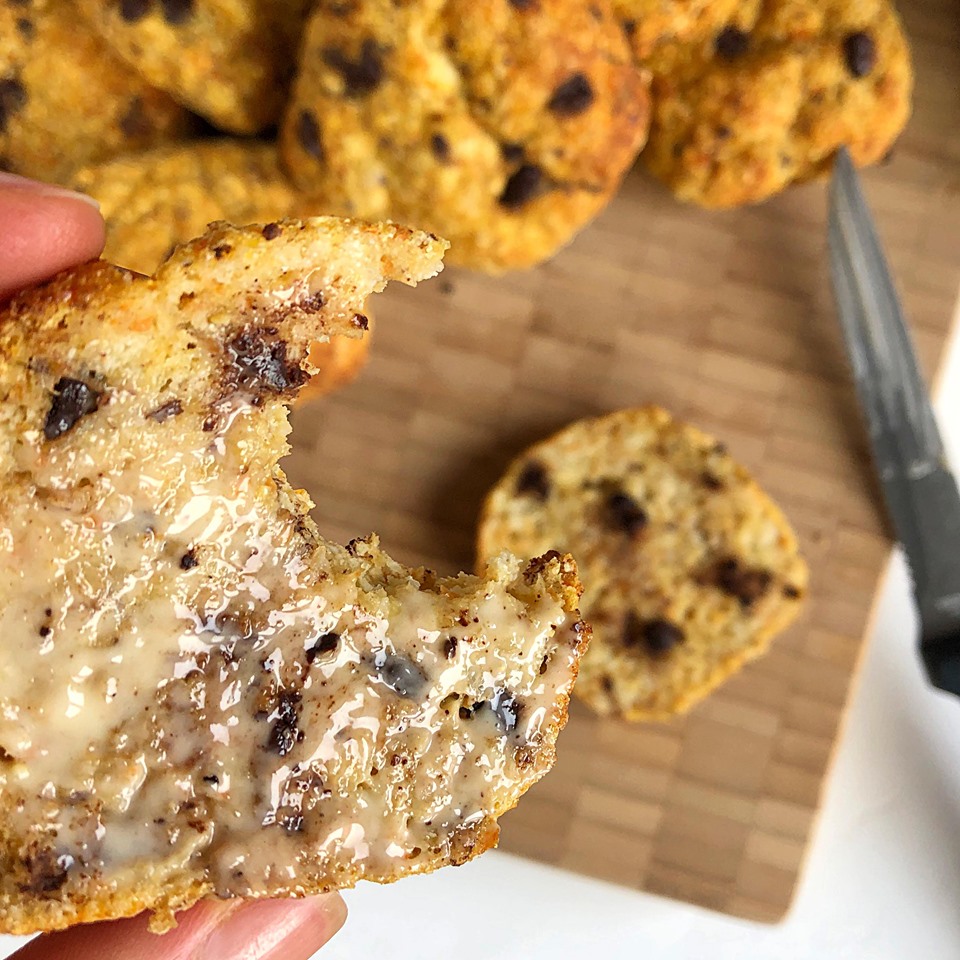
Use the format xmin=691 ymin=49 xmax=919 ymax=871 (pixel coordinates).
xmin=0 ymin=0 xmax=192 ymax=182
xmin=74 ymin=0 xmax=312 ymax=133
xmin=279 ymin=0 xmax=650 ymax=272
xmin=478 ymin=407 xmax=806 ymax=721
xmin=69 ymin=140 xmax=369 ymax=402
xmin=641 ymin=0 xmax=913 ymax=208
xmin=0 ymin=218 xmax=588 ymax=934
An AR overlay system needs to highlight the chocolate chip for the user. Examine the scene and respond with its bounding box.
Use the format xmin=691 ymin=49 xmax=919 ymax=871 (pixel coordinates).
xmin=500 ymin=141 xmax=525 ymax=164
xmin=227 ymin=328 xmax=307 ymax=395
xmin=643 ymin=619 xmax=685 ymax=654
xmin=515 ymin=461 xmax=550 ymax=501
xmin=38 ymin=626 xmax=51 ymax=638
xmin=842 ymin=30 xmax=876 ymax=78
xmin=296 ymin=110 xmax=324 ymax=161
xmin=498 ymin=163 xmax=543 ymax=209
xmin=20 ymin=848 xmax=72 ymax=895
xmin=43 ymin=377 xmax=101 ymax=441
xmin=351 ymin=313 xmax=369 ymax=330
xmin=146 ymin=399 xmax=182 ymax=422
xmin=713 ymin=557 xmax=772 ymax=607
xmin=267 ymin=690 xmax=303 ymax=756
xmin=202 ymin=774 xmax=219 ymax=785
xmin=119 ymin=0 xmax=152 ymax=22
xmin=160 ymin=0 xmax=193 ymax=25
xmin=702 ymin=473 xmax=724 ymax=490
xmin=322 ymin=39 xmax=384 ymax=96
xmin=119 ymin=96 xmax=151 ymax=138
xmin=299 ymin=291 xmax=325 ymax=313
xmin=547 ymin=72 xmax=594 ymax=117
xmin=622 ymin=18 xmax=636 ymax=36
xmin=443 ymin=637 xmax=458 ymax=659
xmin=623 ymin=611 xmax=685 ymax=655
xmin=716 ymin=125 xmax=732 ymax=140
xmin=179 ymin=548 xmax=198 ymax=570
xmin=715 ymin=25 xmax=749 ymax=60
xmin=213 ymin=243 xmax=232 ymax=260
xmin=0 ymin=77 xmax=27 ymax=134
xmin=490 ymin=691 xmax=520 ymax=732
xmin=15 ymin=17 xmax=34 ymax=39
xmin=378 ymin=654 xmax=427 ymax=699
xmin=783 ymin=584 xmax=801 ymax=599
xmin=306 ymin=632 xmax=339 ymax=663
xmin=262 ymin=222 xmax=282 ymax=241
xmin=461 ymin=693 xmax=521 ymax=732
xmin=604 ymin=491 xmax=647 ymax=536
xmin=430 ymin=132 xmax=451 ymax=163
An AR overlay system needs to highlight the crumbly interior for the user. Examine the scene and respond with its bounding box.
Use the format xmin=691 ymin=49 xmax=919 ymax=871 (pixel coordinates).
xmin=479 ymin=407 xmax=806 ymax=720
xmin=0 ymin=218 xmax=587 ymax=934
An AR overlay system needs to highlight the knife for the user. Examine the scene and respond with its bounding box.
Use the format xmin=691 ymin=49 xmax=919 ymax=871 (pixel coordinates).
xmin=828 ymin=147 xmax=960 ymax=697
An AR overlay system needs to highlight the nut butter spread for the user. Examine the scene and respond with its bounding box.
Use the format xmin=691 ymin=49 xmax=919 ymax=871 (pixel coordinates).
xmin=0 ymin=218 xmax=587 ymax=933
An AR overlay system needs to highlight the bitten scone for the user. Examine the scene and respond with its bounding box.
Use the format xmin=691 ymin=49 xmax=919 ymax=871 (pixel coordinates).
xmin=280 ymin=0 xmax=650 ymax=272
xmin=0 ymin=218 xmax=588 ymax=934
xmin=74 ymin=0 xmax=312 ymax=133
xmin=641 ymin=0 xmax=913 ymax=208
xmin=0 ymin=0 xmax=192 ymax=182
xmin=70 ymin=141 xmax=371 ymax=402
xmin=478 ymin=407 xmax=806 ymax=721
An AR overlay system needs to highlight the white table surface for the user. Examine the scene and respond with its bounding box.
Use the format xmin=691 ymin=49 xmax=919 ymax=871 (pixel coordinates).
xmin=2 ymin=303 xmax=958 ymax=960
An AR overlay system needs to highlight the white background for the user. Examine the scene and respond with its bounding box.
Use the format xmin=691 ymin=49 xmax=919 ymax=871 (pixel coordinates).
xmin=2 ymin=302 xmax=958 ymax=960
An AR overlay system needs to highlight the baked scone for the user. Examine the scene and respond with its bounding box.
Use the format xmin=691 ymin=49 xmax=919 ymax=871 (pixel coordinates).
xmin=0 ymin=0 xmax=192 ymax=182
xmin=641 ymin=0 xmax=913 ymax=208
xmin=279 ymin=0 xmax=650 ymax=272
xmin=478 ymin=407 xmax=806 ymax=721
xmin=74 ymin=0 xmax=312 ymax=134
xmin=0 ymin=218 xmax=588 ymax=934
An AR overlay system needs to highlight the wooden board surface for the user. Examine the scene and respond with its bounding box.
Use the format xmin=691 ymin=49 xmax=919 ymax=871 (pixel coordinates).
xmin=285 ymin=0 xmax=960 ymax=923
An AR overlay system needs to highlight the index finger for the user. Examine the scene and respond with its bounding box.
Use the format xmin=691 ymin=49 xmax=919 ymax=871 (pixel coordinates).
xmin=0 ymin=173 xmax=105 ymax=300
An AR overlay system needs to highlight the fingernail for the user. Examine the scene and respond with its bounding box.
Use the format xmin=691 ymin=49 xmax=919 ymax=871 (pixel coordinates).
xmin=0 ymin=171 xmax=101 ymax=209
xmin=199 ymin=894 xmax=347 ymax=960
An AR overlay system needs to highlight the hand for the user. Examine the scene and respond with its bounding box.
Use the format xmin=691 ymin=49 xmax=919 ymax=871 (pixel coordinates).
xmin=1 ymin=174 xmax=348 ymax=959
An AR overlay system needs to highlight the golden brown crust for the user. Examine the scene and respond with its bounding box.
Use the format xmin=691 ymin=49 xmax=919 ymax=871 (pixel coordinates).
xmin=640 ymin=0 xmax=912 ymax=208
xmin=478 ymin=407 xmax=807 ymax=721
xmin=0 ymin=0 xmax=193 ymax=182
xmin=74 ymin=0 xmax=313 ymax=134
xmin=280 ymin=0 xmax=650 ymax=271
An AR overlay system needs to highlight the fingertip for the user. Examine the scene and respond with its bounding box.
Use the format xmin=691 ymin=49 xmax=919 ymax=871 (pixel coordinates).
xmin=0 ymin=178 xmax=106 ymax=298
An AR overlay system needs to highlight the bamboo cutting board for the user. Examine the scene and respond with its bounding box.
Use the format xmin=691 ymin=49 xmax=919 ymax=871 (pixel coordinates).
xmin=285 ymin=0 xmax=960 ymax=923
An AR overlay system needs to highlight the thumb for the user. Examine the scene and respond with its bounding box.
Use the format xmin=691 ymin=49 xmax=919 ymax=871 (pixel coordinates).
xmin=11 ymin=894 xmax=347 ymax=960
xmin=0 ymin=172 xmax=105 ymax=299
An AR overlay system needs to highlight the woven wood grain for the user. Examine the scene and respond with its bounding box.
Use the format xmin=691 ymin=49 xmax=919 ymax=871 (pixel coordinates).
xmin=285 ymin=0 xmax=960 ymax=922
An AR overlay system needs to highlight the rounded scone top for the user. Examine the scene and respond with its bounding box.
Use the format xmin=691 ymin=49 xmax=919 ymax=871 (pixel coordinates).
xmin=280 ymin=0 xmax=651 ymax=271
